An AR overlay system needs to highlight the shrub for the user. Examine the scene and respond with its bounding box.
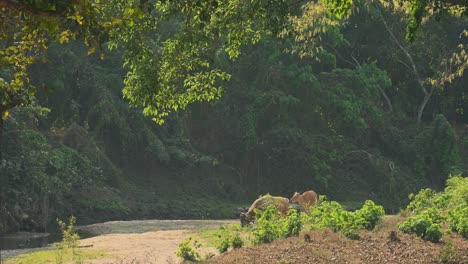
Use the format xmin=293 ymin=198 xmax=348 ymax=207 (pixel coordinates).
xmin=425 ymin=223 xmax=443 ymax=243
xmin=341 ymin=226 xmax=360 ymax=240
xmin=281 ymin=208 xmax=303 ymax=237
xmin=176 ymin=237 xmax=202 ymax=262
xmin=231 ymin=234 xmax=244 ymax=249
xmin=440 ymin=240 xmax=453 ymax=264
xmin=55 ymin=216 xmax=81 ymax=264
xmin=309 ymin=200 xmax=351 ymax=231
xmin=215 ymin=230 xmax=244 ymax=253
xmin=57 ymin=216 xmax=80 ymax=249
xmin=354 ymin=200 xmax=385 ymax=230
xmin=448 ymin=205 xmax=468 ymax=238
xmin=401 ymin=176 xmax=467 ymax=241
xmin=251 ymin=206 xmax=282 ymax=244
xmin=398 ymin=209 xmax=444 ymax=242
xmin=445 ymin=176 xmax=468 ymax=206
xmin=407 ymin=189 xmax=438 ymax=214
xmin=307 ymin=197 xmax=373 ymax=239
xmin=216 ymin=235 xmax=231 ymax=253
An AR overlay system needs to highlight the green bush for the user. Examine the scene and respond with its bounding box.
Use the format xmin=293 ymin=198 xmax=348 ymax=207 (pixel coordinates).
xmin=448 ymin=205 xmax=468 ymax=238
xmin=176 ymin=237 xmax=202 ymax=262
xmin=55 ymin=216 xmax=81 ymax=264
xmin=251 ymin=206 xmax=306 ymax=245
xmin=215 ymin=230 xmax=244 ymax=253
xmin=425 ymin=223 xmax=443 ymax=243
xmin=407 ymin=189 xmax=451 ymax=214
xmin=401 ymin=176 xmax=467 ymax=240
xmin=440 ymin=240 xmax=453 ymax=264
xmin=341 ymin=226 xmax=361 ymax=240
xmin=398 ymin=208 xmax=444 ymax=242
xmin=309 ymin=199 xmax=351 ymax=232
xmin=231 ymin=234 xmax=244 ymax=249
xmin=57 ymin=216 xmax=80 ymax=249
xmin=445 ymin=176 xmax=468 ymax=207
xmin=216 ymin=235 xmax=231 ymax=253
xmin=251 ymin=206 xmax=283 ymax=245
xmin=308 ymin=197 xmax=371 ymax=235
xmin=354 ymin=200 xmax=385 ymax=230
xmin=281 ymin=208 xmax=303 ymax=237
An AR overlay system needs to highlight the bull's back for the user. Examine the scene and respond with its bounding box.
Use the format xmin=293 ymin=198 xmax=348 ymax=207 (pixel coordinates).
xmin=247 ymin=195 xmax=289 ymax=215
xmin=303 ymin=190 xmax=318 ymax=205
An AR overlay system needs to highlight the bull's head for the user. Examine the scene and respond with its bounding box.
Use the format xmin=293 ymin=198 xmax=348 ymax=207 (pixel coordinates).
xmin=240 ymin=212 xmax=254 ymax=227
xmin=290 ymin=192 xmax=300 ymax=203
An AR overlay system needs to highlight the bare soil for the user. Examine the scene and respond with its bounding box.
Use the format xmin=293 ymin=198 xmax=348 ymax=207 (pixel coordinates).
xmin=205 ymin=216 xmax=468 ymax=264
xmin=76 ymin=219 xmax=238 ymax=264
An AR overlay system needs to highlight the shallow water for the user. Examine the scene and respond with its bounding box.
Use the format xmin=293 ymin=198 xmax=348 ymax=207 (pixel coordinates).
xmin=0 ymin=231 xmax=61 ymax=250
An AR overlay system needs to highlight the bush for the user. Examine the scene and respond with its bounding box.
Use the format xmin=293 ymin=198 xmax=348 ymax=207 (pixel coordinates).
xmin=176 ymin=237 xmax=202 ymax=262
xmin=281 ymin=208 xmax=303 ymax=237
xmin=440 ymin=240 xmax=453 ymax=264
xmin=398 ymin=208 xmax=444 ymax=242
xmin=309 ymin=200 xmax=351 ymax=232
xmin=407 ymin=189 xmax=451 ymax=214
xmin=304 ymin=196 xmax=386 ymax=240
xmin=55 ymin=216 xmax=81 ymax=264
xmin=248 ymin=198 xmax=384 ymax=244
xmin=400 ymin=176 xmax=467 ymax=241
xmin=231 ymin=234 xmax=244 ymax=249
xmin=447 ymin=205 xmax=468 ymax=238
xmin=215 ymin=230 xmax=244 ymax=253
xmin=354 ymin=200 xmax=385 ymax=230
xmin=425 ymin=223 xmax=443 ymax=243
xmin=445 ymin=176 xmax=468 ymax=207
xmin=341 ymin=226 xmax=361 ymax=240
xmin=251 ymin=206 xmax=282 ymax=245
xmin=216 ymin=235 xmax=231 ymax=253
xmin=57 ymin=216 xmax=80 ymax=249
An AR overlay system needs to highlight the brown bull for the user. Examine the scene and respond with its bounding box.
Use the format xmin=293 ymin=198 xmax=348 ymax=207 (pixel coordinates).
xmin=240 ymin=194 xmax=289 ymax=227
xmin=290 ymin=190 xmax=318 ymax=212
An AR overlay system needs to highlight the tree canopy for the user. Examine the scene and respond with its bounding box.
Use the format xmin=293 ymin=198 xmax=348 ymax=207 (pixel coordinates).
xmin=0 ymin=0 xmax=467 ymax=124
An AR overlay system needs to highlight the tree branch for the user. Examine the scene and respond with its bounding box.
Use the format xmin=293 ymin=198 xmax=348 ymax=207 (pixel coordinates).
xmin=379 ymin=12 xmax=428 ymax=96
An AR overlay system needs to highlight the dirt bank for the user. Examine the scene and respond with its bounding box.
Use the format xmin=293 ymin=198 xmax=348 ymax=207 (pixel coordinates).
xmin=2 ymin=219 xmax=238 ymax=263
xmin=205 ymin=217 xmax=468 ymax=264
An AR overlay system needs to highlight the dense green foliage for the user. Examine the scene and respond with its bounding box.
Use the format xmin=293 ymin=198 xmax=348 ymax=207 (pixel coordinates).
xmin=306 ymin=196 xmax=385 ymax=239
xmin=215 ymin=228 xmax=244 ymax=253
xmin=448 ymin=206 xmax=468 ymax=238
xmin=1 ymin=0 xmax=466 ymax=123
xmin=399 ymin=175 xmax=468 ymax=242
xmin=399 ymin=208 xmax=444 ymax=242
xmin=354 ymin=200 xmax=386 ymax=230
xmin=251 ymin=206 xmax=304 ymax=245
xmin=232 ymin=198 xmax=384 ymax=246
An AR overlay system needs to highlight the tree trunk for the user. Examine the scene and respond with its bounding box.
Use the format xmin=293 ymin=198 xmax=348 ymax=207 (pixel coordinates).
xmin=41 ymin=194 xmax=49 ymax=232
xmin=0 ymin=116 xmax=3 ymax=161
xmin=378 ymin=85 xmax=393 ymax=112
xmin=417 ymin=86 xmax=435 ymax=125
xmin=378 ymin=6 xmax=436 ymax=124
xmin=0 ymin=116 xmax=5 ymax=234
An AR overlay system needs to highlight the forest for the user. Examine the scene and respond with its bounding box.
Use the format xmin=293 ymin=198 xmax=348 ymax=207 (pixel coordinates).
xmin=0 ymin=0 xmax=467 ymax=251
